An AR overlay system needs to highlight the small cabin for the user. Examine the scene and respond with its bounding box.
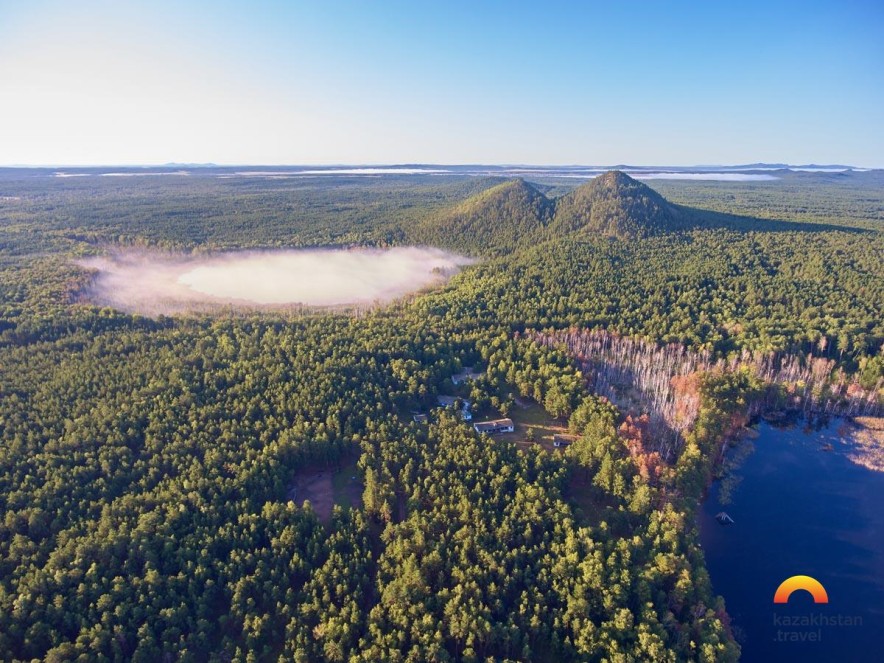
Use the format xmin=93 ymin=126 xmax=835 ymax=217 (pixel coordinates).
xmin=553 ymin=434 xmax=575 ymax=448
xmin=412 ymin=414 xmax=428 ymax=424
xmin=473 ymin=418 xmax=515 ymax=435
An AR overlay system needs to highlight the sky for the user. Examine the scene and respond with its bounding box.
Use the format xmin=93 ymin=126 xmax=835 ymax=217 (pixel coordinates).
xmin=0 ymin=0 xmax=881 ymax=166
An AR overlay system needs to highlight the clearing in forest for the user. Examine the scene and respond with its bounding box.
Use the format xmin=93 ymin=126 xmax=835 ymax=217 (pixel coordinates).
xmin=495 ymin=399 xmax=569 ymax=451
xmin=288 ymin=456 xmax=363 ymax=524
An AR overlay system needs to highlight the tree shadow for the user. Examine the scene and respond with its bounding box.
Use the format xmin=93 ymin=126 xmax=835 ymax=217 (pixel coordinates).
xmin=674 ymin=204 xmax=876 ymax=235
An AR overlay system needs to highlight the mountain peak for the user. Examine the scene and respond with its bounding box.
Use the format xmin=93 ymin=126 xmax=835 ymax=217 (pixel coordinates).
xmin=416 ymin=171 xmax=685 ymax=254
xmin=551 ymin=170 xmax=680 ymax=238
xmin=598 ymin=169 xmax=634 ymax=185
xmin=416 ymin=178 xmax=554 ymax=255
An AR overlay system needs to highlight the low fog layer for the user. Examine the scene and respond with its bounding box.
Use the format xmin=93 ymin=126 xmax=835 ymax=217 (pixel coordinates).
xmin=630 ymin=172 xmax=778 ymax=181
xmin=78 ymin=247 xmax=472 ymax=315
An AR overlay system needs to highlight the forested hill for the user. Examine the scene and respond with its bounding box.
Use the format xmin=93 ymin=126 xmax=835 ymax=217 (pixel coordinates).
xmin=413 ymin=178 xmax=554 ymax=254
xmin=416 ymin=171 xmax=686 ymax=254
xmin=550 ymin=170 xmax=682 ymax=238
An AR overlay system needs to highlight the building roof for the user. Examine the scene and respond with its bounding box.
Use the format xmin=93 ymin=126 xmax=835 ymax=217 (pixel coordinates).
xmin=473 ymin=418 xmax=514 ymax=433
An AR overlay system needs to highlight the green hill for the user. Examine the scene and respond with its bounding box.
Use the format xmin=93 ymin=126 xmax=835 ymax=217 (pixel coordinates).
xmin=415 ymin=178 xmax=554 ymax=254
xmin=551 ymin=170 xmax=682 ymax=238
xmin=418 ymin=171 xmax=685 ymax=253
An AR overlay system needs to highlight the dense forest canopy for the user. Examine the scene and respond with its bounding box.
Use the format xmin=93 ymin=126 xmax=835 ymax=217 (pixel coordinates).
xmin=0 ymin=168 xmax=881 ymax=661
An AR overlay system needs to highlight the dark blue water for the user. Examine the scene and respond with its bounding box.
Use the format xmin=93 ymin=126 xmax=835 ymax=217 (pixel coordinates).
xmin=700 ymin=420 xmax=884 ymax=662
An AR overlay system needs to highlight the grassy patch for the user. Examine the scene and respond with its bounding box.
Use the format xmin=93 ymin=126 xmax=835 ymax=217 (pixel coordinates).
xmin=566 ymin=475 xmax=622 ymax=528
xmin=288 ymin=453 xmax=363 ymax=526
xmin=331 ymin=453 xmax=363 ymax=510
xmin=507 ymin=399 xmax=568 ymax=451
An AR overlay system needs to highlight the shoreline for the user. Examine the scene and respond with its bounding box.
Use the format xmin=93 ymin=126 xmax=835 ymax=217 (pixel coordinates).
xmin=839 ymin=416 xmax=884 ymax=472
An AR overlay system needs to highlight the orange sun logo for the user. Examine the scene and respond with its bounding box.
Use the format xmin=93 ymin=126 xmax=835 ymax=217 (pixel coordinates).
xmin=773 ymin=575 xmax=829 ymax=604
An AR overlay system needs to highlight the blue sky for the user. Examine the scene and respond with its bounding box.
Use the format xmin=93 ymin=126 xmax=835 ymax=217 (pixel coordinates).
xmin=0 ymin=0 xmax=881 ymax=165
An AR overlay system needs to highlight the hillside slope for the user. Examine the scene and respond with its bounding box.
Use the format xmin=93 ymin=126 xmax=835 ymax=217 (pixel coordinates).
xmin=418 ymin=171 xmax=686 ymax=254
xmin=551 ymin=170 xmax=682 ymax=238
xmin=415 ymin=178 xmax=554 ymax=254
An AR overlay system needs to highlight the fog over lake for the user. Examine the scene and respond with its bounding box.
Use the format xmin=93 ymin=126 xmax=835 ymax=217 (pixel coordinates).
xmin=79 ymin=247 xmax=472 ymax=314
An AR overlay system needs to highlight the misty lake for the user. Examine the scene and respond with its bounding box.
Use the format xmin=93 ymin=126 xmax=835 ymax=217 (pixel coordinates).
xmin=700 ymin=419 xmax=884 ymax=662
xmin=79 ymin=247 xmax=472 ymax=314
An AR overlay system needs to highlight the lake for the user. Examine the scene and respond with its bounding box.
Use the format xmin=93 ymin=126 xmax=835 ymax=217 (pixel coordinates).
xmin=699 ymin=419 xmax=884 ymax=662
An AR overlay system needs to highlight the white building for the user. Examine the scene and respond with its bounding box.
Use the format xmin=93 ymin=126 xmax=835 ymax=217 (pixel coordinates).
xmin=473 ymin=419 xmax=514 ymax=434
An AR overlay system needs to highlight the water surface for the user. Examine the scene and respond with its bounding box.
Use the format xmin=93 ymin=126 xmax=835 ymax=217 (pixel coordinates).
xmin=700 ymin=420 xmax=884 ymax=662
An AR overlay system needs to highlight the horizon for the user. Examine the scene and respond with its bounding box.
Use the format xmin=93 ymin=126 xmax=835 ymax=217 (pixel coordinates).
xmin=1 ymin=162 xmax=878 ymax=170
xmin=1 ymin=1 xmax=882 ymax=167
